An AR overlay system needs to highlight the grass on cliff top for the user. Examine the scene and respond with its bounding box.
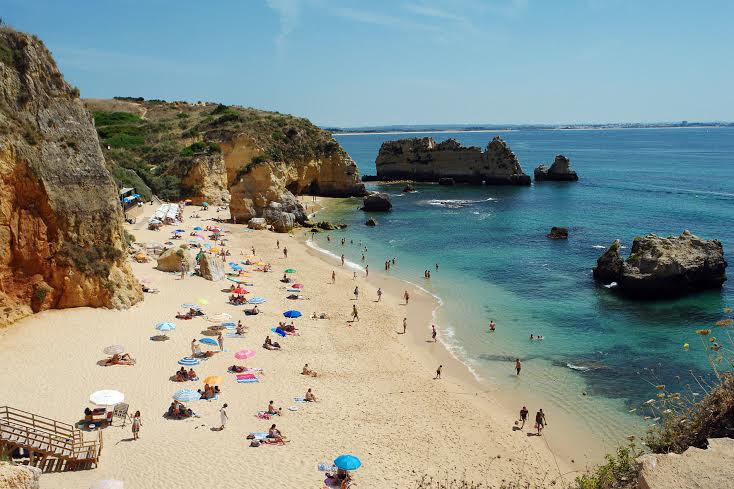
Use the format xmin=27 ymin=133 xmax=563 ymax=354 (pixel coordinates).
xmin=87 ymin=98 xmax=340 ymax=201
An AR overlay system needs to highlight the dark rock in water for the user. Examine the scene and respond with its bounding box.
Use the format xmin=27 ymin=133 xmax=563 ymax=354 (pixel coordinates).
xmin=335 ymin=223 xmax=348 ymax=229
xmin=365 ymin=218 xmax=378 ymax=227
xmin=547 ymin=227 xmax=569 ymax=239
xmin=361 ymin=192 xmax=392 ymax=212
xmin=593 ymin=231 xmax=727 ymax=298
xmin=317 ymin=221 xmax=336 ymax=230
xmin=403 ymin=184 xmax=415 ymax=192
xmin=438 ymin=177 xmax=455 ymax=186
xmin=534 ymin=155 xmax=579 ymax=182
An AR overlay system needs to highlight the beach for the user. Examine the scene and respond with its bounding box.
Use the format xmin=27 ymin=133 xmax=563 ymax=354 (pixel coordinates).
xmin=0 ymin=199 xmax=597 ymax=488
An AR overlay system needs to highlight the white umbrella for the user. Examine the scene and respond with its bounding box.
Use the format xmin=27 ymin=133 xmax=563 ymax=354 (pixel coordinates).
xmin=90 ymin=481 xmax=124 ymax=489
xmin=89 ymin=390 xmax=125 ymax=406
xmin=103 ymin=345 xmax=124 ymax=355
xmin=208 ymin=313 xmax=232 ymax=322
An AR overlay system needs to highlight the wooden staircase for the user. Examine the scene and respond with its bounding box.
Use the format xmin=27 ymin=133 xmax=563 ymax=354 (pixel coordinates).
xmin=0 ymin=406 xmax=102 ymax=472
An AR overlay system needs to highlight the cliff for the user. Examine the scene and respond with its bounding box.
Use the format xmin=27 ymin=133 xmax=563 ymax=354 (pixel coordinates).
xmin=0 ymin=29 xmax=142 ymax=326
xmin=374 ymin=136 xmax=531 ymax=185
xmin=534 ymin=154 xmax=578 ymax=181
xmin=84 ymin=99 xmax=366 ymax=226
xmin=593 ymin=231 xmax=727 ymax=298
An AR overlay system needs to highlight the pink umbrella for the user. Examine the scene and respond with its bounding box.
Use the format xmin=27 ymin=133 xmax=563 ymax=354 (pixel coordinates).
xmin=292 ymin=283 xmax=304 ymax=289
xmin=234 ymin=349 xmax=256 ymax=360
xmin=193 ymin=235 xmax=205 ymax=241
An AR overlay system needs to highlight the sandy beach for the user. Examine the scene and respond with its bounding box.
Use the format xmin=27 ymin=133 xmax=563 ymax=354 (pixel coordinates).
xmin=1 ymin=200 xmax=585 ymax=488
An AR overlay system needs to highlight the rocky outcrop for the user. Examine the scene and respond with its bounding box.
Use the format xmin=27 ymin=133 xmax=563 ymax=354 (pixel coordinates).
xmin=547 ymin=227 xmax=568 ymax=239
xmin=638 ymin=438 xmax=734 ymax=489
xmin=365 ymin=218 xmax=378 ymax=227
xmin=198 ymin=253 xmax=225 ymax=281
xmin=156 ymin=246 xmax=195 ymax=272
xmin=0 ymin=462 xmax=40 ymax=489
xmin=593 ymin=231 xmax=727 ymax=298
xmin=362 ymin=192 xmax=392 ymax=212
xmin=534 ymin=155 xmax=579 ymax=182
xmin=248 ymin=218 xmax=267 ymax=230
xmin=180 ymin=153 xmax=229 ymax=205
xmin=375 ymin=136 xmax=531 ymax=185
xmin=403 ymin=184 xmax=415 ymax=192
xmin=438 ymin=177 xmax=455 ymax=186
xmin=0 ymin=29 xmax=142 ymax=326
xmin=262 ymin=202 xmax=296 ymax=233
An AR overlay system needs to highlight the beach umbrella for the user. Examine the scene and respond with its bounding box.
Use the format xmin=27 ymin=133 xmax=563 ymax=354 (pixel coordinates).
xmin=178 ymin=357 xmax=200 ymax=366
xmin=234 ymin=349 xmax=256 ymax=360
xmin=193 ymin=226 xmax=203 ymax=231
xmin=155 ymin=322 xmax=176 ymax=332
xmin=284 ymin=268 xmax=296 ymax=274
xmin=193 ymin=235 xmax=205 ymax=241
xmin=199 ymin=337 xmax=218 ymax=346
xmin=233 ymin=287 xmax=249 ymax=295
xmin=271 ymin=328 xmax=286 ymax=337
xmin=283 ymin=310 xmax=302 ymax=318
xmin=103 ymin=345 xmax=124 ymax=355
xmin=247 ymin=297 xmax=266 ymax=304
xmin=89 ymin=480 xmax=124 ymax=489
xmin=211 ymin=227 xmax=222 ymax=233
xmin=90 ymin=390 xmax=125 ymax=406
xmin=203 ymin=376 xmax=223 ymax=385
xmin=292 ymin=283 xmax=304 ymax=289
xmin=222 ymin=322 xmax=236 ymax=327
xmin=182 ymin=303 xmax=201 ymax=311
xmin=334 ymin=455 xmax=362 ymax=471
xmin=202 ymin=202 xmax=209 ymax=207
xmin=198 ymin=298 xmax=209 ymax=305
xmin=210 ymin=248 xmax=220 ymax=253
xmin=172 ymin=389 xmax=201 ymax=402
xmin=208 ymin=313 xmax=232 ymax=322
xmin=175 ymin=229 xmax=186 ymax=233
xmin=245 ymin=254 xmax=257 ymax=259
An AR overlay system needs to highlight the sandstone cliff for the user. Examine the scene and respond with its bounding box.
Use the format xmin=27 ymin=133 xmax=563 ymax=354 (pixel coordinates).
xmin=0 ymin=29 xmax=142 ymax=326
xmin=593 ymin=231 xmax=727 ymax=298
xmin=374 ymin=136 xmax=530 ymax=185
xmin=534 ymin=154 xmax=578 ymax=181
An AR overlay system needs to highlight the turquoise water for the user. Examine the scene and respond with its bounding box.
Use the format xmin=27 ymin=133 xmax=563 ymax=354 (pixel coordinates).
xmin=315 ymin=128 xmax=733 ymax=444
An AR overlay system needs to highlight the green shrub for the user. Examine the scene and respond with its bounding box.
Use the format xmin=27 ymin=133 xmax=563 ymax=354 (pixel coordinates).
xmin=93 ymin=111 xmax=142 ymax=126
xmin=107 ymin=133 xmax=145 ymax=148
xmin=574 ymin=444 xmax=642 ymax=489
xmin=32 ymin=286 xmax=49 ymax=304
xmin=56 ymin=243 xmax=124 ymax=278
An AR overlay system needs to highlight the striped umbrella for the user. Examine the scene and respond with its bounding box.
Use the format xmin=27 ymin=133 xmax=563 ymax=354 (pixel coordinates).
xmin=247 ymin=297 xmax=266 ymax=304
xmin=103 ymin=345 xmax=124 ymax=355
xmin=181 ymin=304 xmax=201 ymax=311
xmin=172 ymin=389 xmax=201 ymax=402
xmin=155 ymin=322 xmax=176 ymax=332
xmin=178 ymin=357 xmax=200 ymax=366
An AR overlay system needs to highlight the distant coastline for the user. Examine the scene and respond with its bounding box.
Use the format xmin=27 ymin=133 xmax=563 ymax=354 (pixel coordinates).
xmin=327 ymin=121 xmax=733 ymax=135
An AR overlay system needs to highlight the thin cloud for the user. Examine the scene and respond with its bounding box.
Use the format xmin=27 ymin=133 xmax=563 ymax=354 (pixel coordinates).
xmin=403 ymin=3 xmax=466 ymax=22
xmin=265 ymin=0 xmax=301 ymax=50
xmin=332 ymin=6 xmax=439 ymax=33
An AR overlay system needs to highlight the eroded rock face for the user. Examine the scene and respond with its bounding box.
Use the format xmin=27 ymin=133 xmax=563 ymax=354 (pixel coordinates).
xmin=593 ymin=232 xmax=727 ymax=298
xmin=638 ymin=438 xmax=734 ymax=489
xmin=198 ymin=253 xmax=225 ymax=281
xmin=362 ymin=192 xmax=392 ymax=212
xmin=180 ymin=153 xmax=230 ymax=205
xmin=248 ymin=218 xmax=267 ymax=230
xmin=534 ymin=155 xmax=579 ymax=182
xmin=156 ymin=247 xmax=195 ymax=272
xmin=0 ymin=462 xmax=40 ymax=489
xmin=0 ymin=29 xmax=142 ymax=326
xmin=375 ymin=136 xmax=530 ymax=185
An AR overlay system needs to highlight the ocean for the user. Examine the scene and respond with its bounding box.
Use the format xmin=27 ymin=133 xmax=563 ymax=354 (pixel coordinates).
xmin=313 ymin=127 xmax=733 ymax=446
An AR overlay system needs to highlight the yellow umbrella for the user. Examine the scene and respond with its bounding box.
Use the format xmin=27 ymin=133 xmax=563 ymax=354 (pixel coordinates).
xmin=203 ymin=376 xmax=223 ymax=385
xmin=238 ymin=272 xmax=251 ymax=277
xmin=210 ymin=248 xmax=220 ymax=253
xmin=255 ymin=261 xmax=266 ymax=266
xmin=245 ymin=254 xmax=257 ymax=259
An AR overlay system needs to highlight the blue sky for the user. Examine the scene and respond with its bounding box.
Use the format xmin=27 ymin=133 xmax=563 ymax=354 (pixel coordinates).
xmin=4 ymin=0 xmax=733 ymax=126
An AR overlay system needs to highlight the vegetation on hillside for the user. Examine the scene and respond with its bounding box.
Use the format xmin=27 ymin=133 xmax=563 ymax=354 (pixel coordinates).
xmin=87 ymin=97 xmax=340 ymax=201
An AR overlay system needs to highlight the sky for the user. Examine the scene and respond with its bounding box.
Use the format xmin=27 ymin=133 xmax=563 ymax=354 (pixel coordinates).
xmin=3 ymin=0 xmax=733 ymax=127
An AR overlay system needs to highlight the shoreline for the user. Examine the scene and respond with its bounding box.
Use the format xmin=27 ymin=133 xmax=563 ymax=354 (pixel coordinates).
xmin=331 ymin=125 xmax=730 ymax=136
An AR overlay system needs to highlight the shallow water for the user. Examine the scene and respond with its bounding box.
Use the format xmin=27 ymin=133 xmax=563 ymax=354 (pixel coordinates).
xmin=313 ymin=128 xmax=734 ymax=445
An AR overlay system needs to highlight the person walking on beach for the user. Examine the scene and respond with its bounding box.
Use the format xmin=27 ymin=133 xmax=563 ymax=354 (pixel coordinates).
xmin=251 ymin=246 xmax=256 ymax=256
xmin=515 ymin=358 xmax=522 ymax=375
xmin=351 ymin=304 xmax=359 ymax=322
xmin=434 ymin=365 xmax=442 ymax=379
xmin=180 ymin=262 xmax=186 ymax=280
xmin=219 ymin=403 xmax=229 ymax=431
xmin=131 ymin=410 xmax=142 ymax=440
xmin=403 ymin=317 xmax=407 ymax=334
xmin=353 ymin=286 xmax=359 ymax=300
xmin=353 ymin=271 xmax=357 ymax=280
xmin=535 ymin=409 xmax=547 ymax=435
xmin=276 ymin=239 xmax=280 ymax=249
xmin=331 ymin=271 xmax=336 ymax=284
xmin=283 ymin=247 xmax=288 ymax=259
xmin=365 ymin=265 xmax=369 ymax=277
xmin=341 ymin=254 xmax=345 ymax=266
xmin=217 ymin=331 xmax=224 ymax=351
xmin=191 ymin=339 xmax=198 ymax=357
xmin=431 ymin=324 xmax=437 ymax=342
xmin=404 ymin=290 xmax=410 ymax=305
xmin=377 ymin=287 xmax=382 ymax=302
xmin=519 ymin=406 xmax=529 ymax=429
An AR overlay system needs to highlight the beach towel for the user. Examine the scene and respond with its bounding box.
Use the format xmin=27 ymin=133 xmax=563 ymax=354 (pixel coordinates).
xmin=318 ymin=462 xmax=337 ymax=472
xmin=236 ymin=373 xmax=259 ymax=383
xmin=225 ymin=333 xmax=246 ymax=338
xmin=249 ymin=432 xmax=268 ymax=440
xmin=293 ymin=397 xmax=308 ymax=403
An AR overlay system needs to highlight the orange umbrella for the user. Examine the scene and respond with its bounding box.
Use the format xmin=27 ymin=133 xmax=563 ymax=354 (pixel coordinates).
xmin=203 ymin=376 xmax=223 ymax=385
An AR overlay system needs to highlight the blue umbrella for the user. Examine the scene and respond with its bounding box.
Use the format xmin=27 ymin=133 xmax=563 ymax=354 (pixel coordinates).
xmin=283 ymin=310 xmax=302 ymax=318
xmin=203 ymin=244 xmax=212 ymax=249
xmin=155 ymin=322 xmax=176 ymax=332
xmin=222 ymin=322 xmax=236 ymax=327
xmin=173 ymin=389 xmax=201 ymax=402
xmin=248 ymin=297 xmax=266 ymax=304
xmin=178 ymin=357 xmax=200 ymax=366
xmin=193 ymin=226 xmax=203 ymax=231
xmin=334 ymin=455 xmax=361 ymax=471
xmin=199 ymin=337 xmax=218 ymax=345
xmin=271 ymin=327 xmax=286 ymax=337
xmin=287 ymin=289 xmax=300 ymax=293
xmin=175 ymin=229 xmax=186 ymax=233
xmin=181 ymin=304 xmax=201 ymax=311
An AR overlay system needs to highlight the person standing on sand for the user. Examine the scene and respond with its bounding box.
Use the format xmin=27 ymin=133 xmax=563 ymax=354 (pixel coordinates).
xmin=180 ymin=262 xmax=186 ymax=280
xmin=515 ymin=358 xmax=522 ymax=375
xmin=365 ymin=265 xmax=369 ymax=277
xmin=341 ymin=254 xmax=345 ymax=266
xmin=377 ymin=288 xmax=382 ymax=302
xmin=331 ymin=271 xmax=336 ymax=284
xmin=131 ymin=410 xmax=142 ymax=440
xmin=402 ymin=317 xmax=407 ymax=334
xmin=535 ymin=409 xmax=547 ymax=435
xmin=404 ymin=290 xmax=410 ymax=305
xmin=353 ymin=286 xmax=359 ymax=300
xmin=353 ymin=271 xmax=357 ymax=280
xmin=431 ymin=325 xmax=437 ymax=342
xmin=351 ymin=305 xmax=359 ymax=322
xmin=191 ymin=339 xmax=198 ymax=357
xmin=251 ymin=246 xmax=256 ymax=256
xmin=217 ymin=331 xmax=224 ymax=351
xmin=435 ymin=365 xmax=442 ymax=379
xmin=519 ymin=406 xmax=528 ymax=429
xmin=219 ymin=403 xmax=229 ymax=431
xmin=276 ymin=240 xmax=280 ymax=249
xmin=283 ymin=247 xmax=288 ymax=259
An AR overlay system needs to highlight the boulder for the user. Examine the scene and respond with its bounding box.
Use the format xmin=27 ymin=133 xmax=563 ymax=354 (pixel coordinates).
xmin=365 ymin=218 xmax=378 ymax=227
xmin=403 ymin=184 xmax=415 ymax=192
xmin=0 ymin=462 xmax=41 ymax=489
xmin=156 ymin=247 xmax=195 ymax=272
xmin=317 ymin=221 xmax=336 ymax=230
xmin=438 ymin=177 xmax=455 ymax=186
xmin=361 ymin=192 xmax=392 ymax=212
xmin=534 ymin=155 xmax=579 ymax=182
xmin=263 ymin=202 xmax=296 ymax=233
xmin=638 ymin=438 xmax=734 ymax=489
xmin=593 ymin=231 xmax=727 ymax=298
xmin=198 ymin=253 xmax=226 ymax=281
xmin=248 ymin=218 xmax=267 ymax=230
xmin=547 ymin=227 xmax=569 ymax=239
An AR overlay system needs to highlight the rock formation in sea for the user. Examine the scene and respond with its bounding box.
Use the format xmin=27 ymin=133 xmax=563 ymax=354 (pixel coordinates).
xmin=365 ymin=218 xmax=378 ymax=227
xmin=593 ymin=231 xmax=727 ymax=298
xmin=534 ymin=155 xmax=579 ymax=181
xmin=374 ymin=136 xmax=531 ymax=185
xmin=0 ymin=28 xmax=142 ymax=326
xmin=362 ymin=192 xmax=393 ymax=212
xmin=83 ymin=99 xmax=367 ymax=229
xmin=547 ymin=227 xmax=569 ymax=239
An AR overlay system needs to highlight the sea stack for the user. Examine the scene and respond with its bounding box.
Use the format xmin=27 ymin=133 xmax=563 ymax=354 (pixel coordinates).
xmin=361 ymin=192 xmax=393 ymax=212
xmin=593 ymin=231 xmax=727 ymax=299
xmin=374 ymin=136 xmax=531 ymax=185
xmin=534 ymin=155 xmax=579 ymax=181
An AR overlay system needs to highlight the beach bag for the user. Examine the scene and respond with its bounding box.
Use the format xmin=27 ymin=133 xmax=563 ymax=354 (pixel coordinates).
xmin=246 ymin=434 xmax=255 ymax=439
xmin=250 ymin=440 xmax=260 ymax=447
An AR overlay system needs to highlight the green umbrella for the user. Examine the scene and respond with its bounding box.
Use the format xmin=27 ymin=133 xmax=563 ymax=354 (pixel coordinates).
xmin=284 ymin=269 xmax=296 ymax=274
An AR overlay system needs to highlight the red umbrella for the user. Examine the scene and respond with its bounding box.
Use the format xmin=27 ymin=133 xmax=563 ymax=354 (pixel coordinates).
xmin=292 ymin=283 xmax=304 ymax=289
xmin=233 ymin=287 xmax=249 ymax=294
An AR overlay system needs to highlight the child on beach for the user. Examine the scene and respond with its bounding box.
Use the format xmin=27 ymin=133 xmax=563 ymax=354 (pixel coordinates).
xmin=434 ymin=365 xmax=442 ymax=379
xmin=377 ymin=288 xmax=382 ymax=302
xmin=131 ymin=411 xmax=141 ymax=440
xmin=219 ymin=404 xmax=228 ymax=431
xmin=351 ymin=305 xmax=359 ymax=322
